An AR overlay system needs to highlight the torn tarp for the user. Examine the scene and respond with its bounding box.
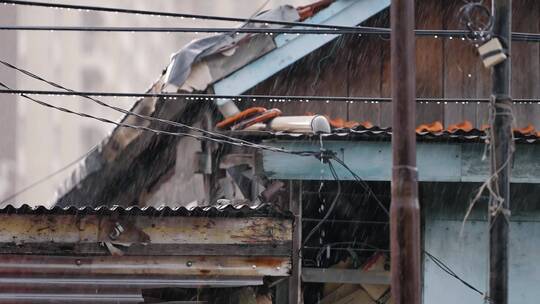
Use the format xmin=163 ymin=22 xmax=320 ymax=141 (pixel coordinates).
xmin=163 ymin=5 xmax=300 ymax=89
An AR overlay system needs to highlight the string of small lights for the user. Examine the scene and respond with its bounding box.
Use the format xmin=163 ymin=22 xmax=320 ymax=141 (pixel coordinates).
xmin=0 ymin=25 xmax=379 ymax=35
xmin=0 ymin=145 xmax=99 ymax=205
xmin=0 ymin=0 xmax=370 ymax=31
xmin=2 ymin=89 xmax=539 ymax=105
xmin=1 ymin=25 xmax=539 ymax=42
xmin=3 ymin=1 xmax=540 ymax=42
xmin=0 ymin=26 xmax=538 ymax=43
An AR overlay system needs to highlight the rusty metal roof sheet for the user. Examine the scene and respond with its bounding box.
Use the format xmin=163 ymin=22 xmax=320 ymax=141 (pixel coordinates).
xmin=0 ymin=202 xmax=291 ymax=218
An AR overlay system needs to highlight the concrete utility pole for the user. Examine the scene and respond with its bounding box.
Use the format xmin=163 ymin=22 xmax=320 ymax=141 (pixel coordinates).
xmin=390 ymin=0 xmax=421 ymax=304
xmin=489 ymin=1 xmax=512 ymax=303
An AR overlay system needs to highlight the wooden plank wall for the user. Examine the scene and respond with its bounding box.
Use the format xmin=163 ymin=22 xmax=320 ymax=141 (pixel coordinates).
xmin=251 ymin=0 xmax=540 ymax=129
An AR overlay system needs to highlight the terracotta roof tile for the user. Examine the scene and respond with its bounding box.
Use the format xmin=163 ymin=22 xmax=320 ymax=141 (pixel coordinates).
xmin=514 ymin=124 xmax=535 ymax=135
xmin=416 ymin=121 xmax=444 ymax=133
xmin=448 ymin=121 xmax=473 ymax=133
xmin=224 ymin=111 xmax=540 ymax=143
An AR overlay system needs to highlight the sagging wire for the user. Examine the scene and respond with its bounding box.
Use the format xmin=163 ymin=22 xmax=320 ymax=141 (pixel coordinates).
xmin=0 ymin=0 xmax=363 ymax=31
xmin=0 ymin=144 xmax=99 ymax=205
xmin=0 ymin=59 xmax=300 ymax=156
xmin=1 ymin=25 xmax=540 ymax=42
xmin=3 ymin=1 xmax=540 ymax=42
xmin=307 ymin=149 xmax=487 ymax=299
xmin=424 ymin=250 xmax=492 ymax=302
xmin=0 ymin=25 xmax=384 ymax=35
xmin=331 ymin=155 xmax=390 ymax=216
xmin=0 ymin=80 xmax=317 ymax=158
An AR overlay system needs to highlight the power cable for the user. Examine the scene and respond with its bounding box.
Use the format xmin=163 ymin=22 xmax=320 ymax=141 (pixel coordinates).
xmin=0 ymin=81 xmax=317 ymax=157
xmin=0 ymin=25 xmax=381 ymax=34
xmin=1 ymin=25 xmax=539 ymax=42
xmin=2 ymin=89 xmax=540 ymax=104
xmin=315 ymin=154 xmax=487 ymax=299
xmin=424 ymin=250 xmax=491 ymax=302
xmin=0 ymin=145 xmax=98 ymax=205
xmin=331 ymin=155 xmax=390 ymax=216
xmin=0 ymin=0 xmax=369 ymax=31
xmin=0 ymin=59 xmax=293 ymax=153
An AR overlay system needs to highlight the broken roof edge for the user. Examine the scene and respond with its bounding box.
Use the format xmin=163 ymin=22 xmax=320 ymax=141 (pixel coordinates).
xmin=1 ymin=202 xmax=292 ymax=218
xmin=212 ymin=0 xmax=391 ymax=96
xmin=54 ymin=0 xmax=370 ymax=204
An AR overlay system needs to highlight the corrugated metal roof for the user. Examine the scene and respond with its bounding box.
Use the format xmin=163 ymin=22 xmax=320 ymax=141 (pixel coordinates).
xmin=0 ymin=202 xmax=291 ymax=218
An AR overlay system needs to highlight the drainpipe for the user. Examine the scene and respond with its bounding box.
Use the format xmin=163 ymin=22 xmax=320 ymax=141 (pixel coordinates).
xmin=390 ymin=0 xmax=421 ymax=303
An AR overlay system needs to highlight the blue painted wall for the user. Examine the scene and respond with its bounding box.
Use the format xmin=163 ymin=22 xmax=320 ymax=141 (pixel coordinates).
xmin=423 ymin=192 xmax=540 ymax=303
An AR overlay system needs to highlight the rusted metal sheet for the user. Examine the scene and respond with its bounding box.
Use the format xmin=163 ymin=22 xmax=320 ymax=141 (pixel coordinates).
xmin=0 ymin=255 xmax=290 ymax=277
xmin=0 ymin=215 xmax=291 ymax=245
xmin=0 ymin=211 xmax=292 ymax=256
xmin=0 ymin=204 xmax=293 ymax=302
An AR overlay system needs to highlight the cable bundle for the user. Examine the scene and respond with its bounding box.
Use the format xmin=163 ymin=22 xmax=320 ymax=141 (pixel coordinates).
xmin=459 ymin=0 xmax=494 ymax=45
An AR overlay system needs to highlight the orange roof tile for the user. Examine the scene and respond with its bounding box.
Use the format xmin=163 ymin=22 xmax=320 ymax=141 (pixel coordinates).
xmin=514 ymin=124 xmax=535 ymax=135
xmin=415 ymin=121 xmax=444 ymax=133
xmin=448 ymin=121 xmax=473 ymax=133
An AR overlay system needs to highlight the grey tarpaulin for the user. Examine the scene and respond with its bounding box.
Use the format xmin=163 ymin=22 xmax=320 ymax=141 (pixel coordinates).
xmin=163 ymin=5 xmax=300 ymax=88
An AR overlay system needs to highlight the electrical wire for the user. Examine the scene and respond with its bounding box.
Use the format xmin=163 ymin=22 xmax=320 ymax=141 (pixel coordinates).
xmin=0 ymin=25 xmax=379 ymax=35
xmin=2 ymin=89 xmax=540 ymax=104
xmin=0 ymin=81 xmax=317 ymax=157
xmin=1 ymin=83 xmax=493 ymax=301
xmin=1 ymin=25 xmax=539 ymax=42
xmin=0 ymin=0 xmax=369 ymax=31
xmin=0 ymin=145 xmax=98 ymax=205
xmin=331 ymin=155 xmax=390 ymax=216
xmin=317 ymin=156 xmax=486 ymax=299
xmin=0 ymin=59 xmax=296 ymax=154
xmin=424 ymin=250 xmax=491 ymax=302
xmin=6 ymin=0 xmax=538 ymax=42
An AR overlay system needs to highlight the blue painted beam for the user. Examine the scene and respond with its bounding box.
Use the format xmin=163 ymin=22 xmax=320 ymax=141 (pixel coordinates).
xmin=261 ymin=140 xmax=540 ymax=183
xmin=213 ymin=0 xmax=390 ymax=95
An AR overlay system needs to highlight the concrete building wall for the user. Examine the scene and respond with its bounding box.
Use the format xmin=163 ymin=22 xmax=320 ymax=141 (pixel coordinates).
xmin=0 ymin=0 xmax=310 ymax=206
xmin=0 ymin=5 xmax=18 ymax=204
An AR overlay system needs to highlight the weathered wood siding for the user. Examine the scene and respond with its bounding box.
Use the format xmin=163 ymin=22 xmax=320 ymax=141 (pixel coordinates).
xmin=251 ymin=0 xmax=540 ymax=129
